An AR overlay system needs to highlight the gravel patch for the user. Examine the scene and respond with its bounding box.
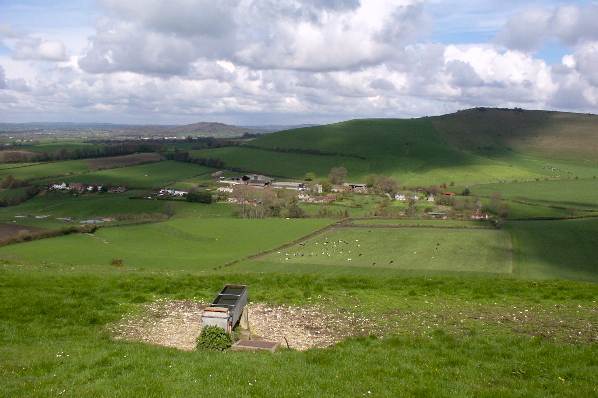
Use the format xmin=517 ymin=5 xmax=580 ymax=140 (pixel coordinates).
xmin=110 ymin=300 xmax=377 ymax=351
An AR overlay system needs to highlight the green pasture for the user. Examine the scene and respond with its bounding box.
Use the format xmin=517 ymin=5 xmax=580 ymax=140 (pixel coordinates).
xmin=509 ymin=218 xmax=598 ymax=281
xmin=473 ymin=178 xmax=598 ymax=210
xmin=0 ymin=217 xmax=330 ymax=270
xmin=0 ymin=192 xmax=170 ymax=228
xmin=254 ymin=226 xmax=512 ymax=274
xmin=64 ymin=161 xmax=215 ymax=189
xmin=191 ymin=146 xmax=368 ymax=179
xmin=349 ymin=219 xmax=490 ymax=227
xmin=0 ymin=160 xmax=89 ymax=181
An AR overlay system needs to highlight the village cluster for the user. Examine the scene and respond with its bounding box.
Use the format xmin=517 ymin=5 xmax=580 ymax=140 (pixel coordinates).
xmin=47 ymin=171 xmax=490 ymax=220
xmin=50 ymin=182 xmax=126 ymax=194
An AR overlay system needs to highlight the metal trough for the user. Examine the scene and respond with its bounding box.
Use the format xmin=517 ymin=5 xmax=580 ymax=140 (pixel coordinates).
xmin=201 ymin=285 xmax=248 ymax=333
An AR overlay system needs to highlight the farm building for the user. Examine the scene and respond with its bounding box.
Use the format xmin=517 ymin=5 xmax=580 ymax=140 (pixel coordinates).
xmin=345 ymin=183 xmax=368 ymax=193
xmin=159 ymin=188 xmax=188 ymax=197
xmin=50 ymin=182 xmax=68 ymax=191
xmin=243 ymin=174 xmax=272 ymax=187
xmin=471 ymin=210 xmax=490 ymax=220
xmin=271 ymin=181 xmax=306 ymax=191
xmin=69 ymin=183 xmax=86 ymax=193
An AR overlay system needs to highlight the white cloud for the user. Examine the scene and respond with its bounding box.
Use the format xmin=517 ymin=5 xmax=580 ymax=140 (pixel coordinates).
xmin=80 ymin=0 xmax=426 ymax=74
xmin=12 ymin=37 xmax=67 ymax=61
xmin=1 ymin=0 xmax=598 ymax=123
xmin=497 ymin=3 xmax=598 ymax=52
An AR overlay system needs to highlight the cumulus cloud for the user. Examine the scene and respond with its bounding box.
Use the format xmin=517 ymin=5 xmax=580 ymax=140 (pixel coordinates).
xmin=80 ymin=0 xmax=426 ymax=74
xmin=0 ymin=66 xmax=6 ymax=89
xmin=497 ymin=3 xmax=598 ymax=52
xmin=12 ymin=37 xmax=67 ymax=61
xmin=2 ymin=0 xmax=598 ymax=123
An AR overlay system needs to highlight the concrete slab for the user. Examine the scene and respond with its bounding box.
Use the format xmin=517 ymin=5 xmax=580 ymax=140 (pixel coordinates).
xmin=231 ymin=339 xmax=279 ymax=352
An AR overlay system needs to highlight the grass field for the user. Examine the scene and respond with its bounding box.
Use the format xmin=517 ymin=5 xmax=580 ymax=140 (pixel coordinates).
xmin=0 ymin=192 xmax=171 ymax=228
xmin=192 ymin=146 xmax=369 ymax=178
xmin=0 ymin=216 xmax=330 ymax=270
xmin=0 ymin=160 xmax=89 ymax=181
xmin=1 ymin=269 xmax=596 ymax=397
xmin=349 ymin=219 xmax=491 ymax=227
xmin=473 ymin=178 xmax=598 ymax=210
xmin=64 ymin=161 xmax=215 ymax=189
xmin=254 ymin=226 xmax=512 ymax=274
xmin=509 ymin=218 xmax=598 ymax=281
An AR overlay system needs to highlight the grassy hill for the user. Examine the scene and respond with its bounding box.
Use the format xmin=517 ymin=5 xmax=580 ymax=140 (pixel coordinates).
xmin=193 ymin=108 xmax=598 ymax=185
xmin=432 ymin=108 xmax=598 ymax=157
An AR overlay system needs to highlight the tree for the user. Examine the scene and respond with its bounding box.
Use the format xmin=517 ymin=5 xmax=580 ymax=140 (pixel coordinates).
xmin=328 ymin=167 xmax=348 ymax=185
xmin=374 ymin=176 xmax=399 ymax=195
xmin=284 ymin=197 xmax=305 ymax=218
xmin=187 ymin=190 xmax=213 ymax=204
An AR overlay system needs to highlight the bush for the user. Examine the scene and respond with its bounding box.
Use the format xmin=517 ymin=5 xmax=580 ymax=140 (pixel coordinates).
xmin=110 ymin=258 xmax=124 ymax=267
xmin=197 ymin=326 xmax=232 ymax=351
xmin=187 ymin=190 xmax=213 ymax=204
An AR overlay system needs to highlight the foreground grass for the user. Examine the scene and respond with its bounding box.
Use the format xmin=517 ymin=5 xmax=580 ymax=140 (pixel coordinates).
xmin=0 ymin=269 xmax=596 ymax=397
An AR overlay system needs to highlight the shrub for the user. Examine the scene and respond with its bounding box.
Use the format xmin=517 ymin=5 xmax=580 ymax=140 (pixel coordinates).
xmin=110 ymin=258 xmax=124 ymax=267
xmin=197 ymin=326 xmax=232 ymax=351
xmin=187 ymin=190 xmax=213 ymax=204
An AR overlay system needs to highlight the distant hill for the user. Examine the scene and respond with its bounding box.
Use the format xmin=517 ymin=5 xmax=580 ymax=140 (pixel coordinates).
xmin=0 ymin=122 xmax=308 ymax=139
xmin=193 ymin=108 xmax=598 ymax=185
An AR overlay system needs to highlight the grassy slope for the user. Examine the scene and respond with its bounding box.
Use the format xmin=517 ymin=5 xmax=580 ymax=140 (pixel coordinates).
xmin=509 ymin=218 xmax=598 ymax=281
xmin=0 ymin=192 xmax=171 ymax=229
xmin=1 ymin=270 xmax=596 ymax=397
xmin=64 ymin=161 xmax=214 ymax=189
xmin=431 ymin=108 xmax=598 ymax=158
xmin=195 ymin=112 xmax=597 ymax=185
xmin=0 ymin=160 xmax=89 ymax=181
xmin=473 ymin=178 xmax=598 ymax=210
xmin=0 ymin=216 xmax=330 ymax=270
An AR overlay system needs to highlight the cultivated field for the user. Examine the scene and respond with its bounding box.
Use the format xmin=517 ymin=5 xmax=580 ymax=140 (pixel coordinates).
xmin=87 ymin=153 xmax=162 ymax=170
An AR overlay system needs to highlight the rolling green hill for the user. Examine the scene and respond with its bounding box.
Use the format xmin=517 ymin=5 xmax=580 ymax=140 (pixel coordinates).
xmin=194 ymin=108 xmax=598 ymax=185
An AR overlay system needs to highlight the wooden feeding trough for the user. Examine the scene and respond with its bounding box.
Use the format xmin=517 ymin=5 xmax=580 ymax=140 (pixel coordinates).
xmin=201 ymin=285 xmax=248 ymax=333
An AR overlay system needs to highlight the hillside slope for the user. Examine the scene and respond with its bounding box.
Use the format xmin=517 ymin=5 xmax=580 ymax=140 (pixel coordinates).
xmin=431 ymin=108 xmax=598 ymax=157
xmin=194 ymin=108 xmax=598 ymax=185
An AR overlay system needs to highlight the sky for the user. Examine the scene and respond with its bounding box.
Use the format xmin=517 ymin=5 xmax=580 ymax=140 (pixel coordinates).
xmin=1 ymin=0 xmax=597 ymax=125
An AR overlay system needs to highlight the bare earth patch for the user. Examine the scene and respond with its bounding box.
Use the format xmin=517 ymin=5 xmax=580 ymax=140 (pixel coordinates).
xmin=111 ymin=300 xmax=206 ymax=351
xmin=87 ymin=153 xmax=162 ymax=170
xmin=0 ymin=223 xmax=44 ymax=242
xmin=110 ymin=300 xmax=377 ymax=351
